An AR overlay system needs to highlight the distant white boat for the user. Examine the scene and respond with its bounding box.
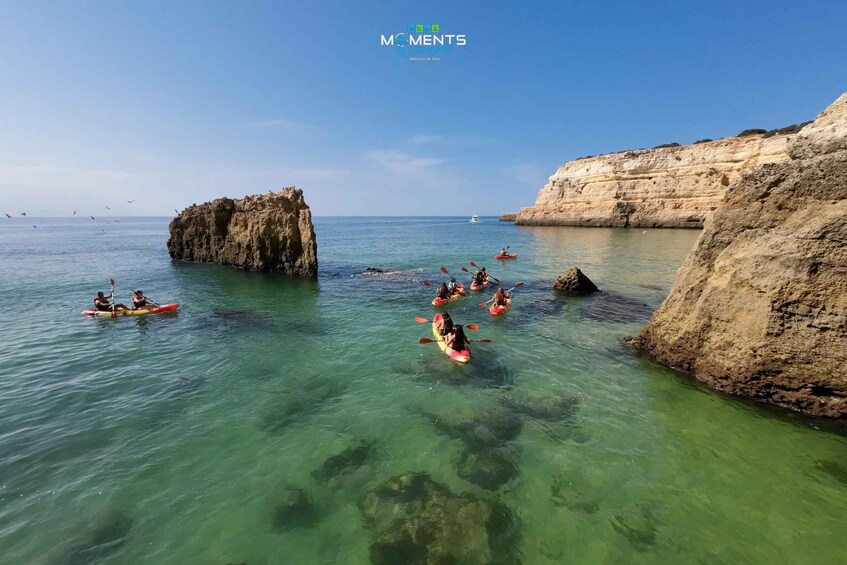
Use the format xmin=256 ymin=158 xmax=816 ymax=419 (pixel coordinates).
xmin=470 ymin=215 xmax=479 ymax=223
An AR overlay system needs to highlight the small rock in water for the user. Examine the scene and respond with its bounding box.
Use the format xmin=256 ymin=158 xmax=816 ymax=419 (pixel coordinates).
xmin=52 ymin=510 xmax=133 ymax=565
xmin=816 ymin=459 xmax=847 ymax=485
xmin=499 ymin=392 xmax=579 ymax=423
xmin=610 ymin=505 xmax=659 ymax=549
xmin=311 ymin=439 xmax=376 ymax=482
xmin=554 ymin=267 xmax=599 ymax=294
xmin=272 ymin=487 xmax=316 ymax=531
xmin=259 ymin=376 xmax=346 ymax=433
xmin=455 ymin=447 xmax=520 ymax=491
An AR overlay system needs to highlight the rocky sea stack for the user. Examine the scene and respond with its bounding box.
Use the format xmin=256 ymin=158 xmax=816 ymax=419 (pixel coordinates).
xmin=554 ymin=267 xmax=599 ymax=294
xmin=636 ymin=93 xmax=847 ymax=419
xmin=168 ymin=187 xmax=317 ymax=277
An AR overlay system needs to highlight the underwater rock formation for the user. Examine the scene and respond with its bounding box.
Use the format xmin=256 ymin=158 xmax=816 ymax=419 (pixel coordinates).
xmin=358 ymin=472 xmax=520 ymax=564
xmin=636 ymin=93 xmax=847 ymax=419
xmin=554 ymin=267 xmax=599 ymax=294
xmin=168 ymin=187 xmax=317 ymax=277
xmin=272 ymin=487 xmax=316 ymax=531
xmin=52 ymin=510 xmax=133 ymax=565
xmin=258 ymin=377 xmax=346 ymax=433
xmin=311 ymin=439 xmax=376 ymax=482
xmin=455 ymin=447 xmax=520 ymax=491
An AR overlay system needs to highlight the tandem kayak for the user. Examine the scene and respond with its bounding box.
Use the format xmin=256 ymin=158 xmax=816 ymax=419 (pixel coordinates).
xmin=470 ymin=280 xmax=488 ymax=291
xmin=432 ymin=284 xmax=466 ymax=306
xmin=81 ymin=303 xmax=179 ymax=317
xmin=494 ymin=253 xmax=518 ymax=260
xmin=489 ymin=298 xmax=512 ymax=316
xmin=432 ymin=313 xmax=471 ymax=363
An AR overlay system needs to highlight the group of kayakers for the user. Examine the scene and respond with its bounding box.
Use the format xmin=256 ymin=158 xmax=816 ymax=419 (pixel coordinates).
xmin=435 ymin=277 xmax=465 ymax=301
xmin=93 ymin=288 xmax=158 ymax=312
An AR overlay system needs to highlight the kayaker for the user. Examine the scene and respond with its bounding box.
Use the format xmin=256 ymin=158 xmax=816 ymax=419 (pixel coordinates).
xmin=492 ymin=287 xmax=510 ymax=307
xmin=131 ymin=290 xmax=159 ymax=310
xmin=499 ymin=248 xmax=507 ymax=256
xmin=472 ymin=268 xmax=487 ymax=286
xmin=447 ymin=277 xmax=460 ymax=295
xmin=445 ymin=324 xmax=469 ymax=352
xmin=94 ymin=291 xmax=129 ymax=312
xmin=436 ymin=282 xmax=450 ymax=301
xmin=437 ymin=312 xmax=456 ymax=336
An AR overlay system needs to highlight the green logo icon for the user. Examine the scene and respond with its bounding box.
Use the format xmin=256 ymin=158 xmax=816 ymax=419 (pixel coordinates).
xmin=431 ymin=24 xmax=440 ymax=33
xmin=415 ymin=24 xmax=424 ymax=33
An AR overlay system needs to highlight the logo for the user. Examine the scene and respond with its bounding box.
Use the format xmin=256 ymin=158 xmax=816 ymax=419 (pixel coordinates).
xmin=380 ymin=24 xmax=467 ymax=61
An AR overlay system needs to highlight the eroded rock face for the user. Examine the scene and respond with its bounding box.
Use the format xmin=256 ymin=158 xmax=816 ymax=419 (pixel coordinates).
xmin=499 ymin=213 xmax=517 ymax=222
xmin=515 ymin=133 xmax=798 ymax=228
xmin=636 ymin=93 xmax=847 ymax=419
xmin=168 ymin=187 xmax=317 ymax=277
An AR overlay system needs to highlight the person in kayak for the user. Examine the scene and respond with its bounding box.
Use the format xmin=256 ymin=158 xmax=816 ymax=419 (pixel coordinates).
xmin=94 ymin=291 xmax=129 ymax=312
xmin=445 ymin=324 xmax=469 ymax=352
xmin=436 ymin=282 xmax=450 ymax=301
xmin=131 ymin=290 xmax=159 ymax=310
xmin=447 ymin=277 xmax=461 ymax=295
xmin=437 ymin=312 xmax=456 ymax=336
xmin=499 ymin=248 xmax=507 ymax=256
xmin=472 ymin=268 xmax=488 ymax=286
xmin=492 ymin=287 xmax=510 ymax=307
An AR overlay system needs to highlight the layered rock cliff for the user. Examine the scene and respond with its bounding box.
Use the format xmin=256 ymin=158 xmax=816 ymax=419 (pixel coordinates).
xmin=635 ymin=93 xmax=847 ymax=419
xmin=516 ymin=133 xmax=796 ymax=228
xmin=168 ymin=187 xmax=318 ymax=277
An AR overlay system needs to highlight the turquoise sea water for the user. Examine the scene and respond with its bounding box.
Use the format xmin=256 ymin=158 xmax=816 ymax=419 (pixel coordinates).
xmin=0 ymin=216 xmax=845 ymax=564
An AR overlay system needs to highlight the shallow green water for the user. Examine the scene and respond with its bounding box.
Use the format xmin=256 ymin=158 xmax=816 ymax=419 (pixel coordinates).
xmin=0 ymin=216 xmax=845 ymax=564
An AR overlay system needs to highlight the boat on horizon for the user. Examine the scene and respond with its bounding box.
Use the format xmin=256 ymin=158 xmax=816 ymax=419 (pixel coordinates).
xmin=470 ymin=215 xmax=479 ymax=223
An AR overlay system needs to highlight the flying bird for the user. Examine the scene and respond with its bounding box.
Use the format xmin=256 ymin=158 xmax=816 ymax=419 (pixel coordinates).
xmin=126 ymin=200 xmax=135 ymax=204
xmin=105 ymin=206 xmax=110 ymax=211
xmin=174 ymin=209 xmax=179 ymax=214
xmin=3 ymin=213 xmax=10 ymax=218
xmin=73 ymin=211 xmax=77 ymax=215
xmin=21 ymin=212 xmax=26 ymax=216
xmin=32 ymin=225 xmax=37 ymax=228
xmin=90 ymin=216 xmax=95 ymax=220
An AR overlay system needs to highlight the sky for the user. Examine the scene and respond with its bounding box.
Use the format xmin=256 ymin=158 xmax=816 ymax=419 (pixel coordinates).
xmin=0 ymin=0 xmax=845 ymax=217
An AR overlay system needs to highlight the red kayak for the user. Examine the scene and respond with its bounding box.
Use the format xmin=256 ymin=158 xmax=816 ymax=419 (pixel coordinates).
xmin=82 ymin=303 xmax=179 ymax=317
xmin=470 ymin=280 xmax=488 ymax=291
xmin=432 ymin=284 xmax=466 ymax=306
xmin=489 ymin=298 xmax=512 ymax=316
xmin=494 ymin=253 xmax=518 ymax=260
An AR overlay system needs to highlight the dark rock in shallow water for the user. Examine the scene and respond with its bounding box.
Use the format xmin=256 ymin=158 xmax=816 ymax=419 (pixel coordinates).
xmin=500 ymin=392 xmax=579 ymax=424
xmin=550 ymin=476 xmax=599 ymax=513
xmin=52 ymin=510 xmax=133 ymax=565
xmin=554 ymin=267 xmax=599 ymax=294
xmin=311 ymin=439 xmax=376 ymax=482
xmin=577 ymin=291 xmax=655 ymax=324
xmin=259 ymin=377 xmax=346 ymax=433
xmin=610 ymin=506 xmax=659 ymax=550
xmin=456 ymin=447 xmax=520 ymax=491
xmin=816 ymin=459 xmax=847 ymax=485
xmin=422 ymin=407 xmax=523 ymax=451
xmin=359 ymin=472 xmax=520 ymax=564
xmin=272 ymin=487 xmax=316 ymax=531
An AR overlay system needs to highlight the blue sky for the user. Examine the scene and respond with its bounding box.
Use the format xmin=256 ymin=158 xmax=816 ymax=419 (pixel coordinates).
xmin=0 ymin=0 xmax=845 ymax=216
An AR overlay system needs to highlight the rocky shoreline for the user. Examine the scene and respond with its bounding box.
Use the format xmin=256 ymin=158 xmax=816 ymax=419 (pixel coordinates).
xmin=635 ymin=93 xmax=847 ymax=419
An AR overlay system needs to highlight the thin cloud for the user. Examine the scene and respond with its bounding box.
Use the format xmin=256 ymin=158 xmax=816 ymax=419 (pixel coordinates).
xmin=364 ymin=149 xmax=450 ymax=175
xmin=248 ymin=119 xmax=317 ymax=131
xmin=409 ymin=134 xmax=445 ymax=144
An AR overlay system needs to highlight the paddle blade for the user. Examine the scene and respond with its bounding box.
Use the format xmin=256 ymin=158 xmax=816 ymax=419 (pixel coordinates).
xmin=423 ymin=281 xmax=433 ymax=287
xmin=461 ymin=267 xmax=469 ymax=272
xmin=440 ymin=266 xmax=449 ymax=274
xmin=476 ymin=339 xmax=492 ymax=343
xmin=109 ymin=278 xmax=115 ymax=286
xmin=414 ymin=317 xmax=430 ymax=323
xmin=512 ymin=282 xmax=525 ymax=289
xmin=479 ymin=302 xmax=488 ymax=308
xmin=419 ymin=338 xmax=434 ymax=344
xmin=469 ymin=261 xmax=478 ymax=268
xmin=465 ymin=324 xmax=479 ymax=331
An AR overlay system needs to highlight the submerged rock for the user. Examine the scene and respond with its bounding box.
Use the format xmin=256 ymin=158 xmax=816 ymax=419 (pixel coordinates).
xmin=554 ymin=267 xmax=599 ymax=294
xmin=258 ymin=377 xmax=346 ymax=433
xmin=636 ymin=93 xmax=847 ymax=419
xmin=311 ymin=439 xmax=376 ymax=482
xmin=359 ymin=472 xmax=520 ymax=564
xmin=455 ymin=447 xmax=520 ymax=491
xmin=610 ymin=505 xmax=659 ymax=550
xmin=422 ymin=407 xmax=523 ymax=451
xmin=52 ymin=510 xmax=133 ymax=565
xmin=272 ymin=487 xmax=316 ymax=531
xmin=550 ymin=476 xmax=600 ymax=514
xmin=500 ymin=392 xmax=579 ymax=424
xmin=168 ymin=187 xmax=317 ymax=277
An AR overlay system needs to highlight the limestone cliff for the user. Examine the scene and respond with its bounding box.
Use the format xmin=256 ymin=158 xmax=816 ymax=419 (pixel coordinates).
xmin=516 ymin=134 xmax=796 ymax=228
xmin=636 ymin=93 xmax=847 ymax=419
xmin=168 ymin=187 xmax=317 ymax=277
